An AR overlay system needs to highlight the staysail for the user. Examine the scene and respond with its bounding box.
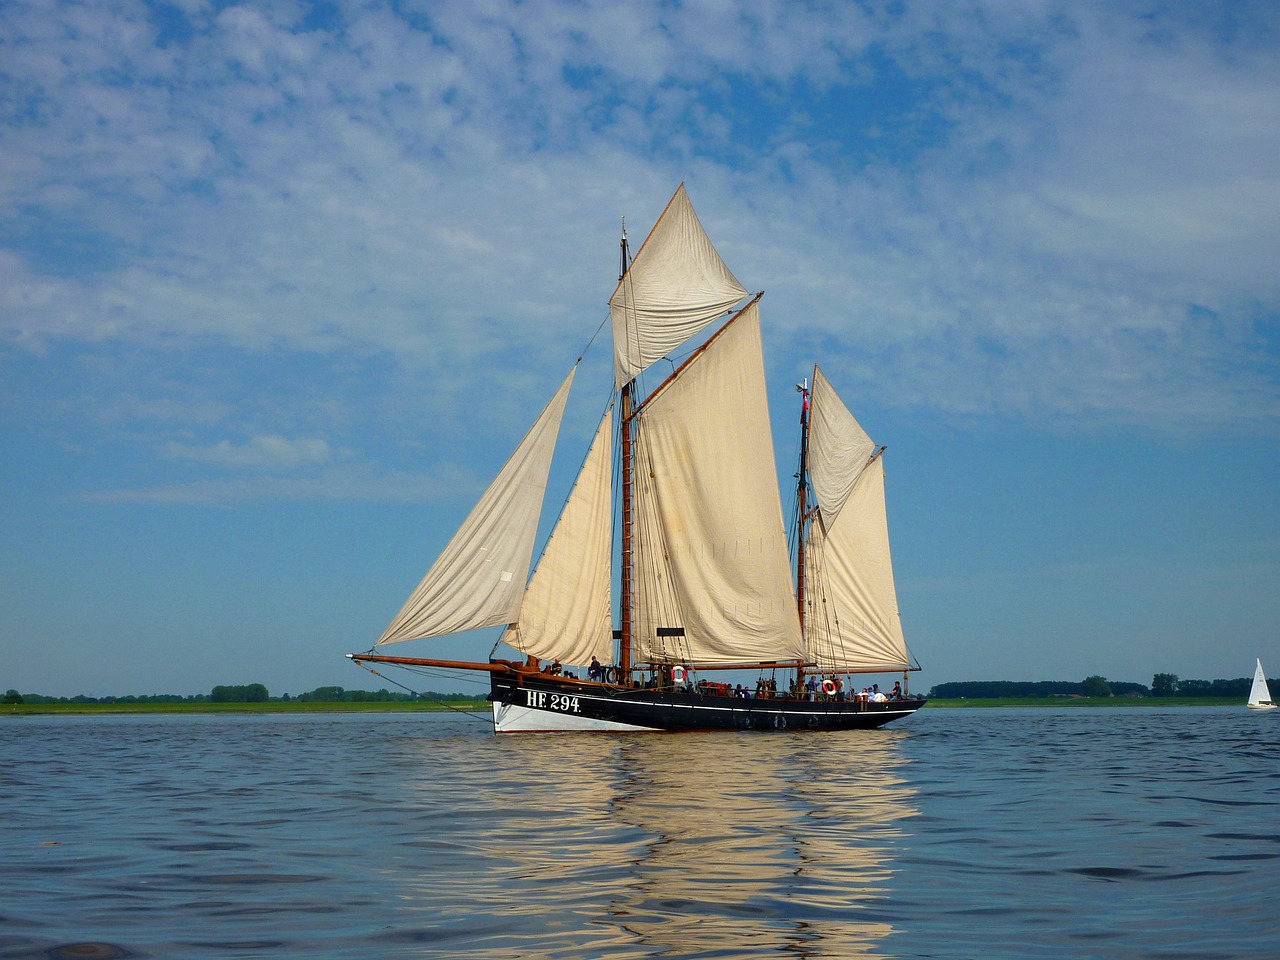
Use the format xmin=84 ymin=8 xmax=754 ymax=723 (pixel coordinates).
xmin=630 ymin=300 xmax=806 ymax=664
xmin=804 ymin=365 xmax=911 ymax=672
xmin=500 ymin=408 xmax=614 ymax=666
xmin=609 ymin=184 xmax=748 ymax=389
xmin=378 ymin=367 xmax=577 ymax=645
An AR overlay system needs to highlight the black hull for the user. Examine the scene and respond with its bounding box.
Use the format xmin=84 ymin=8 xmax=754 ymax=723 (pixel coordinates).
xmin=489 ymin=673 xmax=925 ymax=733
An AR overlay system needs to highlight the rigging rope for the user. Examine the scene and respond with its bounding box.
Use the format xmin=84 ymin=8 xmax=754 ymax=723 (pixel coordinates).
xmin=348 ymin=659 xmax=492 ymax=725
xmin=579 ymin=311 xmax=610 ymax=361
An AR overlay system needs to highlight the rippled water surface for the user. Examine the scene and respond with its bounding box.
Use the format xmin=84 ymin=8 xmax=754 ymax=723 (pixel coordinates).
xmin=2 ymin=707 xmax=1276 ymax=959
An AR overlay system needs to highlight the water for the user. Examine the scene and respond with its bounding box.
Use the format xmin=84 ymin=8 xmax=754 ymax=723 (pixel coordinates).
xmin=2 ymin=707 xmax=1276 ymax=959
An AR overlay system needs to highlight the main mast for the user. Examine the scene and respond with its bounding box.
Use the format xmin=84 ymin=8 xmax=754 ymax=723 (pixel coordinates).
xmin=617 ymin=221 xmax=634 ymax=681
xmin=795 ymin=377 xmax=811 ymax=691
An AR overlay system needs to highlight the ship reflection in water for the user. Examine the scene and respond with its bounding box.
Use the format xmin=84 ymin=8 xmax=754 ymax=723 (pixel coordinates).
xmin=395 ymin=727 xmax=918 ymax=960
xmin=608 ymin=732 xmax=915 ymax=958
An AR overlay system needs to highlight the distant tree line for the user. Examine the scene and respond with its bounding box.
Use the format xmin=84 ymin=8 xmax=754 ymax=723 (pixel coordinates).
xmin=928 ymin=673 xmax=1266 ymax=699
xmin=927 ymin=678 xmax=1143 ymax=698
xmin=291 ymin=685 xmax=477 ymax=703
xmin=210 ymin=683 xmax=269 ymax=702
xmin=1148 ymin=673 xmax=1259 ymax=698
xmin=7 ymin=691 xmax=215 ymax=705
xmin=3 ymin=684 xmax=479 ymax=705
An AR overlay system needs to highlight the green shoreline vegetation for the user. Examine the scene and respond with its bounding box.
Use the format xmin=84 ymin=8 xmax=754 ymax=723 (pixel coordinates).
xmin=4 ymin=700 xmax=491 ymax=715
xmin=4 ymin=672 xmax=1266 ymax=715
xmin=1 ymin=684 xmax=490 ymax=715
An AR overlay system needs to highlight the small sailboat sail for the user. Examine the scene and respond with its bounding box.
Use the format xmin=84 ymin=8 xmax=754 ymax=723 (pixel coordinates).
xmin=1247 ymin=658 xmax=1276 ymax=710
xmin=350 ymin=185 xmax=925 ymax=733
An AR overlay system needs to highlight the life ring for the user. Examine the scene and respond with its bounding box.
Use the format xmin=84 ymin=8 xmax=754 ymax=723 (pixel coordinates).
xmin=672 ymin=665 xmax=687 ymax=683
xmin=821 ymin=679 xmax=836 ymax=696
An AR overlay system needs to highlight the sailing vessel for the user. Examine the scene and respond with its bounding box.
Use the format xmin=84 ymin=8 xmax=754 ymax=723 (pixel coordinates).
xmin=349 ymin=185 xmax=926 ymax=732
xmin=1247 ymin=659 xmax=1275 ymax=710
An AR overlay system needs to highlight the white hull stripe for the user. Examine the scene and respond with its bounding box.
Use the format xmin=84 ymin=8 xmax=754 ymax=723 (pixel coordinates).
xmin=493 ymin=702 xmax=656 ymax=733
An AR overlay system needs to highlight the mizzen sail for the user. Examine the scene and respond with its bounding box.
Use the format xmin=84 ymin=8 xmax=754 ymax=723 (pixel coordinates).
xmin=804 ymin=366 xmax=911 ymax=672
xmin=378 ymin=367 xmax=577 ymax=645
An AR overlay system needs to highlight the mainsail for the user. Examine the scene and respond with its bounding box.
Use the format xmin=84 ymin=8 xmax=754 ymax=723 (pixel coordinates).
xmin=500 ymin=408 xmax=614 ymax=666
xmin=378 ymin=366 xmax=576 ymax=645
xmin=803 ymin=366 xmax=911 ymax=672
xmin=609 ymin=184 xmax=748 ymax=389
xmin=630 ymin=300 xmax=806 ymax=665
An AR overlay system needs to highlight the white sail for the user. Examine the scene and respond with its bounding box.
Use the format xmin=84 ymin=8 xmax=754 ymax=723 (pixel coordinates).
xmin=804 ymin=368 xmax=911 ymax=672
xmin=501 ymin=408 xmax=614 ymax=666
xmin=631 ymin=301 xmax=805 ymax=664
xmin=378 ymin=367 xmax=576 ymax=645
xmin=609 ymin=184 xmax=748 ymax=389
xmin=808 ymin=366 xmax=878 ymax=529
xmin=1248 ymin=658 xmax=1275 ymax=708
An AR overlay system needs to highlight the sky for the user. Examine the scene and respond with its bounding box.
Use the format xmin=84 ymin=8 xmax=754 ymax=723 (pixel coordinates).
xmin=3 ymin=0 xmax=1279 ymax=699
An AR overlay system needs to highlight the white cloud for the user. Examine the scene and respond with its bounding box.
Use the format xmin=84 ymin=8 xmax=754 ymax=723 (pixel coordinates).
xmin=1 ymin=0 xmax=1277 ymax=451
xmin=87 ymin=459 xmax=473 ymax=505
xmin=164 ymin=434 xmax=338 ymax=470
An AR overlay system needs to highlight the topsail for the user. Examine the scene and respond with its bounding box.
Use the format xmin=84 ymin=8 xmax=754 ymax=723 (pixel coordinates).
xmin=609 ymin=185 xmax=748 ymax=388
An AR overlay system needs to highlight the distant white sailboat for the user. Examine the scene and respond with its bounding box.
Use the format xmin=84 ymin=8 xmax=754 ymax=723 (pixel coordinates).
xmin=1247 ymin=658 xmax=1276 ymax=710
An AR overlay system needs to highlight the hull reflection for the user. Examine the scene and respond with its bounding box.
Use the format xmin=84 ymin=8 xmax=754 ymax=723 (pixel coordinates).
xmin=606 ymin=732 xmax=917 ymax=958
xmin=390 ymin=729 xmax=917 ymax=959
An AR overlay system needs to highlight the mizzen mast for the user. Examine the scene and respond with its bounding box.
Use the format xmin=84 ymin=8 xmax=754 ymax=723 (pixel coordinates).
xmin=795 ymin=376 xmax=811 ymax=691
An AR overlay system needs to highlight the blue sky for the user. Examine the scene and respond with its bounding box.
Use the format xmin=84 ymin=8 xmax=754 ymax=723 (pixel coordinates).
xmin=3 ymin=0 xmax=1278 ymax=698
